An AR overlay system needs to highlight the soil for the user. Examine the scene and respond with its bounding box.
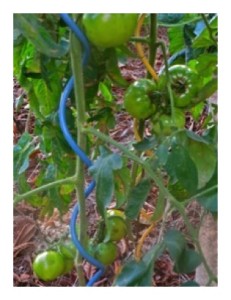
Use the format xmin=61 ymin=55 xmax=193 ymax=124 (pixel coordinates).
xmin=13 ymin=26 xmax=213 ymax=287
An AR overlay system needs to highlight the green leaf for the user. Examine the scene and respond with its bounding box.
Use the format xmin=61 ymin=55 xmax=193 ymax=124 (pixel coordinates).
xmin=125 ymin=179 xmax=152 ymax=220
xmin=156 ymin=142 xmax=170 ymax=166
xmin=189 ymin=102 xmax=205 ymax=121
xmin=188 ymin=139 xmax=217 ymax=189
xmin=13 ymin=132 xmax=35 ymax=178
xmin=165 ymin=144 xmax=198 ymax=195
xmin=32 ymin=75 xmax=62 ymax=117
xmin=89 ymin=147 xmax=123 ymax=216
xmin=133 ymin=136 xmax=157 ymax=152
xmin=168 ymin=26 xmax=184 ymax=54
xmin=157 ymin=14 xmax=184 ymax=25
xmin=198 ymin=78 xmax=217 ymax=102
xmin=113 ymin=242 xmax=164 ymax=286
xmin=193 ymin=15 xmax=217 ymax=48
xmin=181 ymin=280 xmax=200 ymax=287
xmin=113 ymin=259 xmax=147 ymax=286
xmin=174 ymin=248 xmax=202 ymax=274
xmin=164 ymin=229 xmax=186 ymax=262
xmin=114 ymin=166 xmax=130 ymax=207
xmin=98 ymin=82 xmax=113 ymax=102
xmin=196 ymin=164 xmax=217 ymax=213
xmin=14 ymin=14 xmax=69 ymax=58
xmin=150 ymin=192 xmax=166 ymax=222
xmin=106 ymin=48 xmax=129 ymax=88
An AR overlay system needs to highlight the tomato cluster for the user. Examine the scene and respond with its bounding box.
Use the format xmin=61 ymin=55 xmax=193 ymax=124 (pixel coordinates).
xmin=124 ymin=64 xmax=204 ymax=137
xmin=32 ymin=240 xmax=77 ymax=282
xmin=90 ymin=209 xmax=128 ymax=266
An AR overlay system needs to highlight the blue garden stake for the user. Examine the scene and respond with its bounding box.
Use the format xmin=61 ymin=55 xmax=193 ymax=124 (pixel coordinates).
xmin=59 ymin=13 xmax=105 ymax=286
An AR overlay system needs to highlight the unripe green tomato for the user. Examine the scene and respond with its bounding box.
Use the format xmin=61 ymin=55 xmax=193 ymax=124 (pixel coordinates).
xmin=104 ymin=216 xmax=128 ymax=242
xmin=152 ymin=108 xmax=185 ymax=136
xmin=62 ymin=257 xmax=75 ymax=275
xmin=58 ymin=240 xmax=77 ymax=260
xmin=82 ymin=14 xmax=138 ymax=48
xmin=95 ymin=242 xmax=118 ymax=265
xmin=159 ymin=65 xmax=199 ymax=108
xmin=32 ymin=251 xmax=65 ymax=281
xmin=106 ymin=209 xmax=126 ymax=220
xmin=124 ymin=79 xmax=158 ymax=119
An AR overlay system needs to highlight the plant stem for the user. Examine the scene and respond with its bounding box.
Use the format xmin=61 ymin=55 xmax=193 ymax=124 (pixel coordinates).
xmin=147 ymin=14 xmax=157 ymax=80
xmin=201 ymin=14 xmax=217 ymax=45
xmin=14 ymin=176 xmax=76 ymax=205
xmin=70 ymin=31 xmax=87 ymax=286
xmin=156 ymin=41 xmax=176 ymax=121
xmin=83 ymin=126 xmax=217 ymax=284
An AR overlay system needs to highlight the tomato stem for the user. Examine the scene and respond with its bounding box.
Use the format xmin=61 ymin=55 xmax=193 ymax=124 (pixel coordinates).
xmin=70 ymin=28 xmax=88 ymax=286
xmin=14 ymin=176 xmax=76 ymax=204
xmin=156 ymin=41 xmax=176 ymax=122
xmin=147 ymin=14 xmax=157 ymax=80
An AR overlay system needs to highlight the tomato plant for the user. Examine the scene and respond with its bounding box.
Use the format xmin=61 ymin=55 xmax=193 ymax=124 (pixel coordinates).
xmin=32 ymin=251 xmax=65 ymax=281
xmin=82 ymin=14 xmax=138 ymax=48
xmin=14 ymin=13 xmax=217 ymax=287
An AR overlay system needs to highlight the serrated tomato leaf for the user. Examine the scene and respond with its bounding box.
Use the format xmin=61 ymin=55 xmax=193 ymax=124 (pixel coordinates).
xmin=13 ymin=132 xmax=35 ymax=178
xmin=174 ymin=248 xmax=202 ymax=274
xmin=164 ymin=229 xmax=186 ymax=262
xmin=165 ymin=144 xmax=198 ymax=195
xmin=114 ymin=166 xmax=130 ymax=207
xmin=89 ymin=147 xmax=123 ymax=216
xmin=113 ymin=242 xmax=164 ymax=286
xmin=196 ymin=164 xmax=217 ymax=212
xmin=14 ymin=14 xmax=69 ymax=58
xmin=125 ymin=179 xmax=152 ymax=220
xmin=188 ymin=139 xmax=217 ymax=189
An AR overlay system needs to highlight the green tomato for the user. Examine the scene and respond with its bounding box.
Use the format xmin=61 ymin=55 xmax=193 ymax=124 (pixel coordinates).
xmin=152 ymin=108 xmax=185 ymax=136
xmin=62 ymin=257 xmax=75 ymax=275
xmin=106 ymin=209 xmax=126 ymax=220
xmin=160 ymin=65 xmax=199 ymax=108
xmin=82 ymin=14 xmax=138 ymax=48
xmin=104 ymin=216 xmax=128 ymax=242
xmin=32 ymin=251 xmax=65 ymax=281
xmin=58 ymin=240 xmax=77 ymax=260
xmin=124 ymin=79 xmax=158 ymax=119
xmin=95 ymin=242 xmax=118 ymax=265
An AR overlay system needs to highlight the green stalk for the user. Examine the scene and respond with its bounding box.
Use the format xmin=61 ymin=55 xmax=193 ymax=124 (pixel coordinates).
xmin=201 ymin=14 xmax=217 ymax=45
xmin=82 ymin=126 xmax=217 ymax=284
xmin=147 ymin=14 xmax=157 ymax=79
xmin=14 ymin=176 xmax=76 ymax=205
xmin=130 ymin=15 xmax=157 ymax=187
xmin=70 ymin=31 xmax=87 ymax=286
xmin=156 ymin=41 xmax=176 ymax=121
